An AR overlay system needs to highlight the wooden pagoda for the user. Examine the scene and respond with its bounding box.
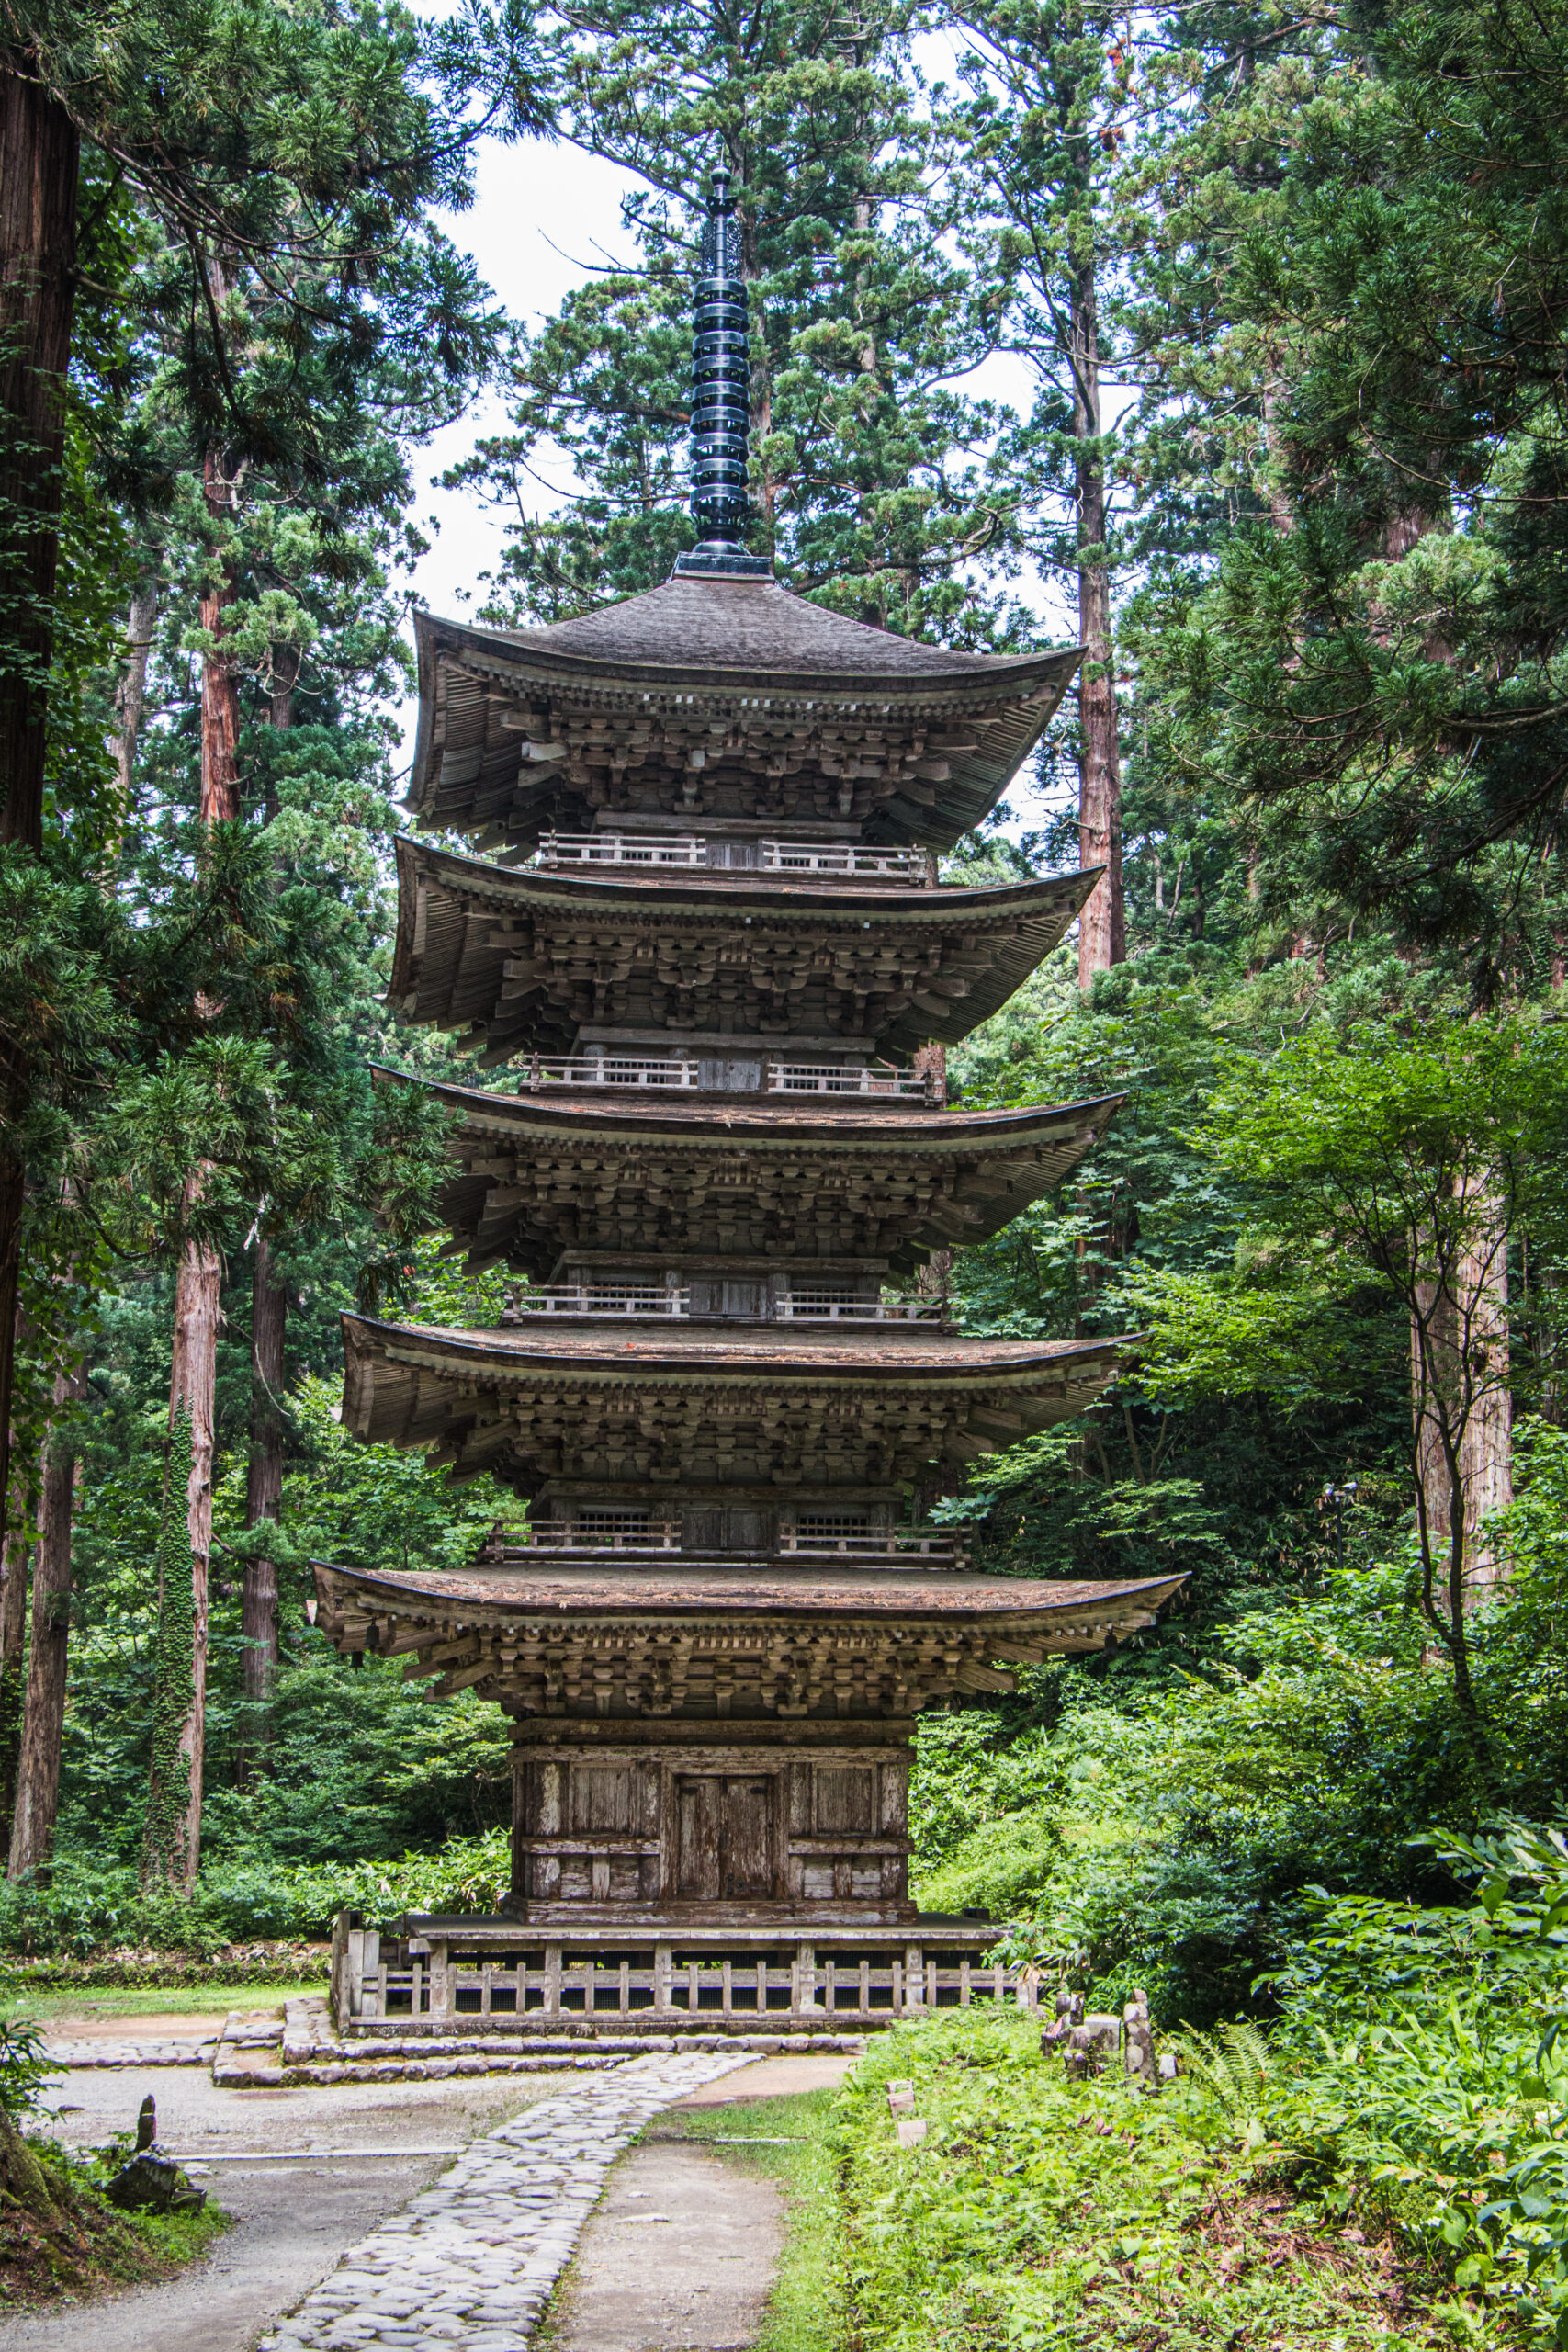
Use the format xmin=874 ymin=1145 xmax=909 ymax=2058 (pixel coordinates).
xmin=315 ymin=168 xmax=1180 ymax=2033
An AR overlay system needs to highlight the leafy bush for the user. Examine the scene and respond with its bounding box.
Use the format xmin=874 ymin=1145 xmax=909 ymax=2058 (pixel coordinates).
xmin=908 ymin=1533 xmax=1568 ymax=2026
xmin=0 ymin=2020 xmax=54 ymax=2119
xmin=829 ymin=2007 xmax=1450 ymax=2349
xmin=1257 ymin=1821 xmax=1568 ymax=2346
xmin=0 ymin=1826 xmax=511 ymax=1960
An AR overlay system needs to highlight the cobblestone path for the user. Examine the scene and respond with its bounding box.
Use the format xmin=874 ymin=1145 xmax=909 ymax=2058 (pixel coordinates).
xmin=255 ymin=2047 xmax=759 ymax=2352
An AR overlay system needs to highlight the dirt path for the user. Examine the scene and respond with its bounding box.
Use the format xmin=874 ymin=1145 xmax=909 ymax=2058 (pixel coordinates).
xmin=544 ymin=2051 xmax=855 ymax=2352
xmin=0 ymin=2066 xmax=561 ymax=2352
xmin=547 ymin=2140 xmax=784 ymax=2352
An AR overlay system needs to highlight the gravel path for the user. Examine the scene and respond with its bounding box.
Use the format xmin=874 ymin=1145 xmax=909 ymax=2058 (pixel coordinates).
xmin=258 ymin=2049 xmax=758 ymax=2352
xmin=0 ymin=2070 xmax=572 ymax=2352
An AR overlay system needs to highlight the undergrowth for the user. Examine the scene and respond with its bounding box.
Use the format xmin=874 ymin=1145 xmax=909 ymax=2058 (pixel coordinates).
xmin=831 ymin=2008 xmax=1454 ymax=2350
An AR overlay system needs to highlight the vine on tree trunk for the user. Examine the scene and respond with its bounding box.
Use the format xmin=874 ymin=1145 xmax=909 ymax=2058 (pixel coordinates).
xmin=143 ymin=1408 xmax=196 ymax=1887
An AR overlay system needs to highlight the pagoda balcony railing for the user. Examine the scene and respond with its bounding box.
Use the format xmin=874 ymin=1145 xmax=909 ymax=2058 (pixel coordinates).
xmin=536 ymin=831 xmax=707 ymax=867
xmin=777 ymin=1529 xmax=967 ymax=1562
xmin=516 ymin=1055 xmax=935 ymax=1099
xmin=774 ymin=1294 xmax=946 ymax=1323
xmin=507 ymin=1285 xmax=691 ymax=1317
xmin=478 ymin=1525 xmax=967 ymax=1566
xmin=502 ymin=1522 xmax=684 ymax=1554
xmin=501 ymin=1288 xmax=945 ymax=1326
xmin=520 ymin=1055 xmax=703 ymax=1091
xmin=760 ymin=842 xmax=927 ymax=881
xmin=765 ymin=1061 xmax=937 ymax=1100
xmin=532 ymin=833 xmax=927 ymax=882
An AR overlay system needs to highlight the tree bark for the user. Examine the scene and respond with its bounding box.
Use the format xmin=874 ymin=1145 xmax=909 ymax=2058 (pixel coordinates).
xmin=107 ymin=579 xmax=158 ymax=857
xmin=1414 ymin=1225 xmax=1512 ymax=1610
xmin=165 ymin=1233 xmax=218 ymax=1892
xmin=0 ymin=1438 xmax=36 ymax=1855
xmin=9 ymin=1365 xmax=82 ymax=1877
xmin=152 ymin=431 xmax=243 ymax=1885
xmin=0 ymin=1164 xmax=22 ymax=1570
xmin=0 ymin=50 xmax=79 ymax=854
xmin=198 ymin=447 xmax=242 ymax=826
xmin=1071 ymin=250 xmax=1124 ymax=986
xmin=241 ymin=1236 xmax=286 ymax=1757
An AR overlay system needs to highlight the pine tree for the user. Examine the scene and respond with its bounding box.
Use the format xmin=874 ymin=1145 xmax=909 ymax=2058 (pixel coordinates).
xmin=943 ymin=0 xmax=1137 ymax=978
xmin=456 ymin=0 xmax=1023 ymax=642
xmin=0 ymin=0 xmax=546 ymax=1551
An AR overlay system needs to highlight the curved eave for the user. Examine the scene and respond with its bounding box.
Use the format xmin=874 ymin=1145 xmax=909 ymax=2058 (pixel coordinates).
xmin=387 ymin=1069 xmax=1123 ymax=1276
xmin=312 ymin=1557 xmax=1185 ymax=1631
xmin=408 ymin=611 xmax=1080 ymax=854
xmin=401 ymin=1068 xmax=1125 ymax=1153
xmin=389 ymin=837 xmax=1100 ymax=1057
xmin=342 ymin=1312 xmax=1125 ymax=1396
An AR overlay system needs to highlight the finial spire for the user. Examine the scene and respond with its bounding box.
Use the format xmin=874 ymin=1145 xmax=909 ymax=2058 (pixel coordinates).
xmin=673 ymin=157 xmax=771 ymax=579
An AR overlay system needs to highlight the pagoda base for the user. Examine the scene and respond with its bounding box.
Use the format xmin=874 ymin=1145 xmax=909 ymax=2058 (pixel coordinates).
xmin=332 ymin=1913 xmax=1029 ymax=2036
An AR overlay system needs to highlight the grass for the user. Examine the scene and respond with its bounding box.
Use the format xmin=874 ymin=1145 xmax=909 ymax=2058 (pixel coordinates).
xmin=830 ymin=2008 xmax=1459 ymax=2351
xmin=661 ymin=2088 xmax=843 ymax=2352
xmin=8 ymin=1981 xmax=326 ymax=2027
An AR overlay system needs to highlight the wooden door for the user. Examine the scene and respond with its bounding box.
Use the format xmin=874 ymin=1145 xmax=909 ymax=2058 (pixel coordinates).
xmin=675 ymin=1776 xmax=722 ymax=1898
xmin=720 ymin=1778 xmax=773 ymax=1896
xmin=723 ymin=1507 xmax=767 ymax=1553
xmin=674 ymin=1775 xmax=774 ymax=1899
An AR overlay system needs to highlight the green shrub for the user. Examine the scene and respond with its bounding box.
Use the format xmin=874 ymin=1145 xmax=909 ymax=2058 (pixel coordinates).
xmin=1258 ymin=1820 xmax=1568 ymax=2346
xmin=0 ymin=1826 xmax=512 ymax=1959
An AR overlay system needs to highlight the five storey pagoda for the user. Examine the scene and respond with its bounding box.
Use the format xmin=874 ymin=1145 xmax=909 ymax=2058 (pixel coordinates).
xmin=317 ymin=169 xmax=1181 ymax=2032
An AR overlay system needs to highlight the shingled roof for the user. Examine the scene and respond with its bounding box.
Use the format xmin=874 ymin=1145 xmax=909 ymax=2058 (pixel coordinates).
xmin=311 ymin=1556 xmax=1185 ymax=1709
xmin=408 ymin=587 xmax=1081 ymax=855
xmin=484 ymin=575 xmax=1059 ymax=680
xmin=340 ymin=1312 xmax=1128 ymax=1498
xmin=389 ymin=838 xmax=1097 ymax=1064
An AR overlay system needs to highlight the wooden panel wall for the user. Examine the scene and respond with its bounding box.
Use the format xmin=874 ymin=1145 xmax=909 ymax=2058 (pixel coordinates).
xmin=512 ymin=1743 xmax=910 ymax=1917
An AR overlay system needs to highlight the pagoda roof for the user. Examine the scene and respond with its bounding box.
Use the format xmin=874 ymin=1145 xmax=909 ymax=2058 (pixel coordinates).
xmin=312 ymin=1556 xmax=1185 ymax=1710
xmin=391 ymin=838 xmax=1096 ymax=1063
xmin=341 ymin=1312 xmax=1126 ymax=1497
xmin=409 ymin=587 xmax=1080 ymax=854
xmin=415 ymin=1074 xmax=1122 ymax=1276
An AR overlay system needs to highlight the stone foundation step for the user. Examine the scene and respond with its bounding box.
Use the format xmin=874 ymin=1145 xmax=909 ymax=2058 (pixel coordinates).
xmin=43 ymin=1996 xmax=868 ymax=2083
xmin=43 ymin=2040 xmax=219 ymax=2069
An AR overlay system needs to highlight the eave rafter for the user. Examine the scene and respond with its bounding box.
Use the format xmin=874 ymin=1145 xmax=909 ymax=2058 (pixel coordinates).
xmin=407 ymin=599 xmax=1081 ymax=856
xmin=312 ymin=1560 xmax=1184 ymax=1714
xmin=389 ymin=840 xmax=1098 ymax=1066
xmin=340 ymin=1313 xmax=1126 ymax=1498
xmin=410 ymin=1074 xmax=1125 ymax=1276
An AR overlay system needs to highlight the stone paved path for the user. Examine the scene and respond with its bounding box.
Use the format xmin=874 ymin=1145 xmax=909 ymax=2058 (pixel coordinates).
xmin=256 ymin=2047 xmax=760 ymax=2352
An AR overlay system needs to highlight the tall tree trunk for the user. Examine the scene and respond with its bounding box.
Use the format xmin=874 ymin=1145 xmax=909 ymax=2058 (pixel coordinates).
xmin=0 ymin=1180 xmax=22 ymax=1617
xmin=1071 ymin=250 xmax=1124 ymax=987
xmin=9 ymin=1365 xmax=82 ymax=1877
xmin=0 ymin=1437 xmax=37 ymax=1856
xmin=154 ymin=431 xmax=243 ymax=1891
xmin=240 ymin=1237 xmax=286 ymax=1769
xmin=0 ymin=51 xmax=78 ymax=856
xmin=106 ymin=579 xmax=158 ymax=861
xmin=1414 ymin=1226 xmax=1512 ymax=1611
xmin=0 ymin=55 xmax=79 ymax=1562
xmin=165 ymin=1234 xmax=218 ymax=1891
xmin=233 ymin=639 xmax=297 ymax=1778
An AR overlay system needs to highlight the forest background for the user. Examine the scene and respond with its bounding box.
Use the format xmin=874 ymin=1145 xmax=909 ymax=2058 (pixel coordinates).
xmin=3 ymin=0 xmax=1568 ymax=2045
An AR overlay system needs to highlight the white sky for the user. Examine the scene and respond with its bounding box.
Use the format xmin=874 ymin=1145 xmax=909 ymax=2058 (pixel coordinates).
xmin=399 ymin=127 xmax=1082 ymax=835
